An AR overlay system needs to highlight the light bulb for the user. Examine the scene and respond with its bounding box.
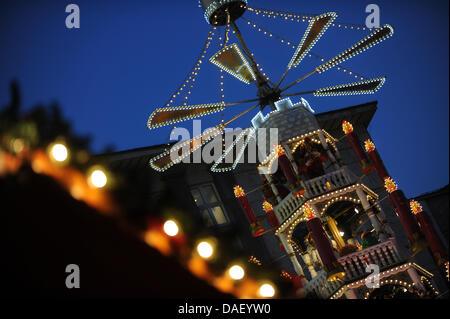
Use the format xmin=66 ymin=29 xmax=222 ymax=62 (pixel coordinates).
xmin=163 ymin=220 xmax=179 ymax=237
xmin=228 ymin=265 xmax=245 ymax=280
xmin=50 ymin=143 xmax=68 ymax=162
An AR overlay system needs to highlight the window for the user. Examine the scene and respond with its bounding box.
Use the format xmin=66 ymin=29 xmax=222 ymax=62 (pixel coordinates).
xmin=190 ymin=184 xmax=229 ymax=226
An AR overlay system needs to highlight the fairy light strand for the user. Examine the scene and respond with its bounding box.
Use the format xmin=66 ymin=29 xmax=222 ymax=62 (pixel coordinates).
xmin=163 ymin=26 xmax=216 ymax=150
xmin=241 ymin=17 xmax=367 ymax=80
xmin=247 ymin=6 xmax=373 ymax=32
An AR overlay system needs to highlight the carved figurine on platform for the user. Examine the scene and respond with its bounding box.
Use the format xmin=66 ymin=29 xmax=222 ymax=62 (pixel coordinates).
xmin=294 ymin=137 xmax=329 ymax=180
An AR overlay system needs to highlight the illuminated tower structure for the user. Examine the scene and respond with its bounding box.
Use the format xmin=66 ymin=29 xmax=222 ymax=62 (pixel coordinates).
xmin=243 ymin=97 xmax=445 ymax=299
xmin=142 ymin=0 xmax=448 ymax=298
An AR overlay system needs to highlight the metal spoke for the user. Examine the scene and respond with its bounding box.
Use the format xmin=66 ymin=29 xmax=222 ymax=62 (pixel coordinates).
xmin=230 ymin=20 xmax=268 ymax=87
xmin=225 ymin=102 xmax=260 ymax=126
xmin=280 ymin=70 xmax=317 ymax=92
xmin=225 ymin=97 xmax=261 ymax=106
xmin=280 ymin=90 xmax=315 ymax=97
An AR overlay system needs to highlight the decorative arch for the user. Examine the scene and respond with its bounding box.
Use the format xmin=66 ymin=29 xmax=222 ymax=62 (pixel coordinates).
xmin=364 ymin=279 xmax=421 ymax=299
xmin=318 ymin=195 xmax=361 ymax=216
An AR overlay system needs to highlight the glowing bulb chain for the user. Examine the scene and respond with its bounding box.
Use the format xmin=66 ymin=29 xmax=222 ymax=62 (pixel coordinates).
xmin=163 ymin=26 xmax=216 ymax=149
xmin=164 ymin=26 xmax=215 ymax=108
xmin=181 ymin=28 xmax=216 ymax=106
xmin=218 ymin=26 xmax=228 ymax=152
xmin=218 ymin=25 xmax=229 ymax=103
xmin=248 ymin=6 xmax=316 ymax=22
xmin=248 ymin=6 xmax=374 ymax=32
xmin=249 ymin=52 xmax=270 ymax=82
xmin=242 ymin=17 xmax=366 ymax=80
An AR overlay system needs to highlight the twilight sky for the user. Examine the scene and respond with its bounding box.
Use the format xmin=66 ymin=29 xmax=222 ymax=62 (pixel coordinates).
xmin=0 ymin=0 xmax=448 ymax=197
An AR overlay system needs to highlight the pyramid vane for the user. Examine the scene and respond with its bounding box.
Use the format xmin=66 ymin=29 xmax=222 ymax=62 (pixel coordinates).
xmin=316 ymin=25 xmax=394 ymax=74
xmin=210 ymin=43 xmax=257 ymax=84
xmin=288 ymin=12 xmax=337 ymax=70
xmin=149 ymin=124 xmax=226 ymax=172
xmin=313 ymin=77 xmax=386 ymax=96
xmin=211 ymin=127 xmax=255 ymax=172
xmin=147 ymin=102 xmax=226 ymax=130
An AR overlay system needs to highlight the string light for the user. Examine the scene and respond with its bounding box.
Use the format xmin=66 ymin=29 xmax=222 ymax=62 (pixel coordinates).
xmin=247 ymin=6 xmax=315 ymax=23
xmin=49 ymin=143 xmax=68 ymax=162
xmin=315 ymin=25 xmax=394 ymax=74
xmin=149 ymin=124 xmax=225 ymax=172
xmin=89 ymin=169 xmax=107 ymax=189
xmin=147 ymin=102 xmax=226 ymax=129
xmin=313 ymin=77 xmax=386 ymax=97
xmin=209 ymin=43 xmax=257 ymax=84
xmin=197 ymin=241 xmax=214 ymax=259
xmin=241 ymin=17 xmax=366 ymax=80
xmin=288 ymin=12 xmax=337 ymax=70
xmin=211 ymin=128 xmax=255 ymax=173
xmin=162 ymin=27 xmax=216 ymax=108
xmin=258 ymin=283 xmax=276 ymax=298
xmin=228 ymin=265 xmax=245 ymax=280
xmin=275 ymin=183 xmax=378 ymax=235
xmin=248 ymin=6 xmax=370 ymax=32
xmin=163 ymin=219 xmax=179 ymax=237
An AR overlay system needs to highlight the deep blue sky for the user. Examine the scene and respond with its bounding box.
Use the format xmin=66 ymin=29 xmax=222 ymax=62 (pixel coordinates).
xmin=0 ymin=0 xmax=448 ymax=197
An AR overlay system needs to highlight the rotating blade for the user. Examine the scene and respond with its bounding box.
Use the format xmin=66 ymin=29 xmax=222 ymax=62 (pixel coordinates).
xmin=149 ymin=124 xmax=225 ymax=172
xmin=147 ymin=102 xmax=226 ymax=130
xmin=211 ymin=127 xmax=255 ymax=172
xmin=209 ymin=43 xmax=257 ymax=84
xmin=315 ymin=24 xmax=394 ymax=74
xmin=313 ymin=77 xmax=386 ymax=96
xmin=288 ymin=12 xmax=337 ymax=70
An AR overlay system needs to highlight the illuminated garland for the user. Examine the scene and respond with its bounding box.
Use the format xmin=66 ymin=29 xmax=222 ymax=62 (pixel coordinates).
xmin=250 ymin=52 xmax=270 ymax=81
xmin=247 ymin=6 xmax=315 ymax=22
xmin=275 ymin=183 xmax=378 ymax=235
xmin=316 ymin=25 xmax=394 ymax=73
xmin=149 ymin=125 xmax=225 ymax=172
xmin=313 ymin=77 xmax=386 ymax=97
xmin=164 ymin=27 xmax=216 ymax=108
xmin=248 ymin=7 xmax=373 ymax=32
xmin=209 ymin=43 xmax=257 ymax=84
xmin=288 ymin=12 xmax=337 ymax=70
xmin=147 ymin=102 xmax=226 ymax=129
xmin=242 ymin=17 xmax=366 ymax=80
xmin=211 ymin=128 xmax=255 ymax=172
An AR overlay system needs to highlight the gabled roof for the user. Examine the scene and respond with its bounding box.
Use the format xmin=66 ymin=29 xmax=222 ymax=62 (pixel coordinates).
xmin=317 ymin=101 xmax=378 ymax=133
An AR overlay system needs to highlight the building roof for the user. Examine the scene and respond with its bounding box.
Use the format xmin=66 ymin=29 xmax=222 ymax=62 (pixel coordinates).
xmin=316 ymin=101 xmax=378 ymax=133
xmin=415 ymin=184 xmax=449 ymax=201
